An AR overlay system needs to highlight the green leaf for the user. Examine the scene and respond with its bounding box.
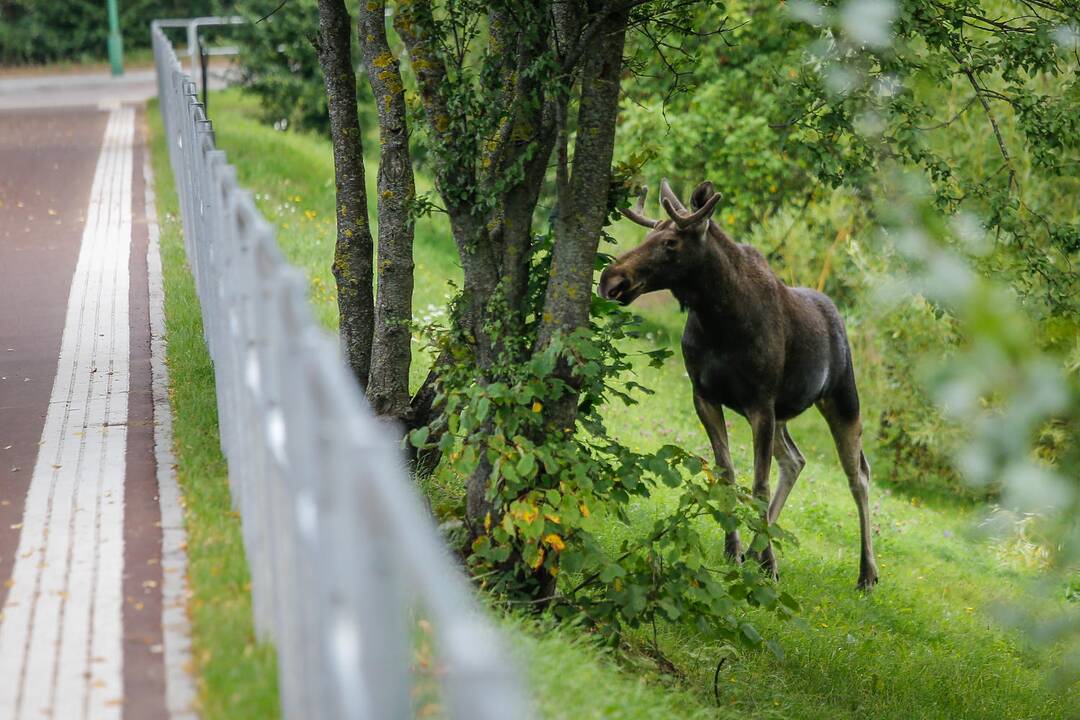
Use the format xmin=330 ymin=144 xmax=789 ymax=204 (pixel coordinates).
xmin=739 ymin=622 xmax=762 ymax=646
xmin=599 ymin=563 xmax=626 ymax=583
xmin=408 ymin=426 xmax=430 ymax=448
xmin=683 ymin=455 xmax=703 ymax=475
xmin=778 ymin=592 xmax=801 ymax=612
xmin=475 ymin=396 xmax=491 ymax=423
xmin=658 ymin=599 xmax=682 ymax=620
xmin=749 ymin=533 xmax=769 ymax=553
xmin=516 ymin=452 xmax=537 ymax=480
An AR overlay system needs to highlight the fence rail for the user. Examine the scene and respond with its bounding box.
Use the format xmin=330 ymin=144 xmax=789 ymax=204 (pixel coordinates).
xmin=150 ymin=21 xmax=528 ymax=720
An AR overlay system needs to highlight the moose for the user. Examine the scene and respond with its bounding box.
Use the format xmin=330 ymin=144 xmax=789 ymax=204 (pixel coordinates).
xmin=598 ymin=180 xmax=879 ymax=590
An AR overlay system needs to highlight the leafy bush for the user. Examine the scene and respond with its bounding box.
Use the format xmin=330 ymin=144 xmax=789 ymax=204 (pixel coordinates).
xmin=871 ymin=295 xmax=968 ymax=494
xmin=615 ymin=0 xmax=1078 ymax=506
xmin=0 ymin=0 xmax=212 ymax=65
xmin=618 ymin=3 xmax=816 ymax=234
xmin=226 ymin=0 xmax=378 ymax=134
xmin=225 ymin=0 xmax=329 ymax=132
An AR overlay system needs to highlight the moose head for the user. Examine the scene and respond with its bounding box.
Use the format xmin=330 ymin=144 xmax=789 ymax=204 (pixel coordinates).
xmin=597 ymin=179 xmax=722 ymax=305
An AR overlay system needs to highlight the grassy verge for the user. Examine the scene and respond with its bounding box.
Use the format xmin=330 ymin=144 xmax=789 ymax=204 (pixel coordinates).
xmin=149 ymin=89 xmax=1077 ymax=719
xmin=148 ymin=102 xmax=280 ymax=720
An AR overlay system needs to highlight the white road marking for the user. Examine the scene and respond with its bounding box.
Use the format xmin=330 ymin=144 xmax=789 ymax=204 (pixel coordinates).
xmin=0 ymin=107 xmax=134 ymax=720
xmin=144 ymin=153 xmax=199 ymax=719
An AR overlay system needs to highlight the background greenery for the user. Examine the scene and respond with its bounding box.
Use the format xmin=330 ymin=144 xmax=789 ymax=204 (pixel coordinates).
xmin=0 ymin=0 xmax=214 ymax=65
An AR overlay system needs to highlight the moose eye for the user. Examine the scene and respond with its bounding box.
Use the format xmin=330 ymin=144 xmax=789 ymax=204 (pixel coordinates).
xmin=663 ymin=237 xmax=679 ymax=251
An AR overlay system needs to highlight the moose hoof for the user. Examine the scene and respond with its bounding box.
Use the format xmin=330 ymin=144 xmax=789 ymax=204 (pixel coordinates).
xmin=856 ymin=570 xmax=879 ymax=592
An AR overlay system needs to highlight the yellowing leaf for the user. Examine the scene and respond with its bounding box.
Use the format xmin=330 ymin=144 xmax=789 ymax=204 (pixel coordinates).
xmin=544 ymin=533 xmax=565 ymax=552
xmin=579 ymin=503 xmax=590 ymax=518
xmin=531 ymin=401 xmax=542 ymax=413
xmin=531 ymin=548 xmax=545 ymax=569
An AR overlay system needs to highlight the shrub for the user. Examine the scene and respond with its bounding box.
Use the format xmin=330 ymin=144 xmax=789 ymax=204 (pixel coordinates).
xmin=226 ymin=0 xmax=378 ymax=135
xmin=871 ymin=295 xmax=969 ymax=495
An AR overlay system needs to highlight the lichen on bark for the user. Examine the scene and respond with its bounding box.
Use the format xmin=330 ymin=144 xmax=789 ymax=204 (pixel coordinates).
xmin=359 ymin=0 xmax=417 ymax=425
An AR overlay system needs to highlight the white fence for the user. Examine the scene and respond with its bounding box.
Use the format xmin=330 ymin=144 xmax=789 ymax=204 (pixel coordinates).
xmin=151 ymin=21 xmax=528 ymax=720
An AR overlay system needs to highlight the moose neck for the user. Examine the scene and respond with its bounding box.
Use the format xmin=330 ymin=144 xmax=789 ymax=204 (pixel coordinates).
xmin=670 ymin=222 xmax=745 ymax=318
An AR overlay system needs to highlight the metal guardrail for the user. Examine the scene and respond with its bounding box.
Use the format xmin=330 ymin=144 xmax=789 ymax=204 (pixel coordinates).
xmin=150 ymin=21 xmax=528 ymax=720
xmin=152 ymin=16 xmax=244 ymax=111
xmin=152 ymin=17 xmax=244 ymax=82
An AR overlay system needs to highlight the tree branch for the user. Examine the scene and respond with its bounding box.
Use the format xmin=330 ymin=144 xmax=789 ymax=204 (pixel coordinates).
xmin=959 ymin=63 xmax=1017 ymax=190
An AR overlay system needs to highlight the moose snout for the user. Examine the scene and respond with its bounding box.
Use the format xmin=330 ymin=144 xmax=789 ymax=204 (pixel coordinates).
xmin=598 ymin=267 xmax=631 ymax=303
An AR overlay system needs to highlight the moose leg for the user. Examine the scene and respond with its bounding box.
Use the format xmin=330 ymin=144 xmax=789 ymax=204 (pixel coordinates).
xmin=747 ymin=408 xmax=778 ymax=579
xmin=767 ymin=423 xmax=806 ymax=525
xmin=818 ymin=398 xmax=879 ymax=590
xmin=693 ymin=393 xmax=741 ymax=560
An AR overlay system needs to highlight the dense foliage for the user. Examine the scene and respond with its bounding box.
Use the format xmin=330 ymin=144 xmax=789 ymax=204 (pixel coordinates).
xmin=226 ymin=0 xmax=332 ymax=132
xmin=0 ymin=0 xmax=213 ymax=65
xmin=224 ymin=0 xmax=389 ymax=135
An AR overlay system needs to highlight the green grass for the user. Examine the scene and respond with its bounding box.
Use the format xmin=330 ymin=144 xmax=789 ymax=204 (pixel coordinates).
xmin=149 ymin=89 xmax=1078 ymax=719
xmin=148 ymin=101 xmax=280 ymax=720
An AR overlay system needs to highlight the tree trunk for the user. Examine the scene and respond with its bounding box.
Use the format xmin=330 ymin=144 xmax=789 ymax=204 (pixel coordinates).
xmin=538 ymin=11 xmax=629 ymax=429
xmin=314 ymin=0 xmax=374 ymax=388
xmin=394 ymin=3 xmax=502 ymax=372
xmin=358 ymin=1 xmax=416 ymax=424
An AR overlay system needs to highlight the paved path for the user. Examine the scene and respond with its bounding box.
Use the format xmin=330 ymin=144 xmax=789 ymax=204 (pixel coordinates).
xmin=0 ymin=70 xmax=158 ymax=112
xmin=0 ymin=80 xmax=195 ymax=719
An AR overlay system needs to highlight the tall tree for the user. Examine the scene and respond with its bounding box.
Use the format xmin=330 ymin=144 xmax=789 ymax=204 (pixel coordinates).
xmin=358 ymin=0 xmax=416 ymax=423
xmin=314 ymin=0 xmax=374 ymax=387
xmin=385 ymin=1 xmax=638 ymax=532
xmin=314 ymin=0 xmax=416 ymax=425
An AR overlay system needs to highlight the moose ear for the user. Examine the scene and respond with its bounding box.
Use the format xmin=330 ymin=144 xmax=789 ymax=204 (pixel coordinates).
xmin=690 ymin=181 xmax=719 ymax=211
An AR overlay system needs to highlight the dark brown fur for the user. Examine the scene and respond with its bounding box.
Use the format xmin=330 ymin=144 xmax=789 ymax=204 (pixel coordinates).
xmin=598 ymin=181 xmax=879 ymax=590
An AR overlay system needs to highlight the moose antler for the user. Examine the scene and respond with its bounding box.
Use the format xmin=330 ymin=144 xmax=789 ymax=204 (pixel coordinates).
xmin=659 ymin=177 xmax=688 ymax=213
xmin=620 ymin=185 xmax=659 ymax=228
xmin=662 ymin=191 xmax=722 ymax=228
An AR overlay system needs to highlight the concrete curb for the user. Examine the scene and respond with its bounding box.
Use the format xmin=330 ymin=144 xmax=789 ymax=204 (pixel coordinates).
xmin=144 ymin=152 xmax=199 ymax=720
